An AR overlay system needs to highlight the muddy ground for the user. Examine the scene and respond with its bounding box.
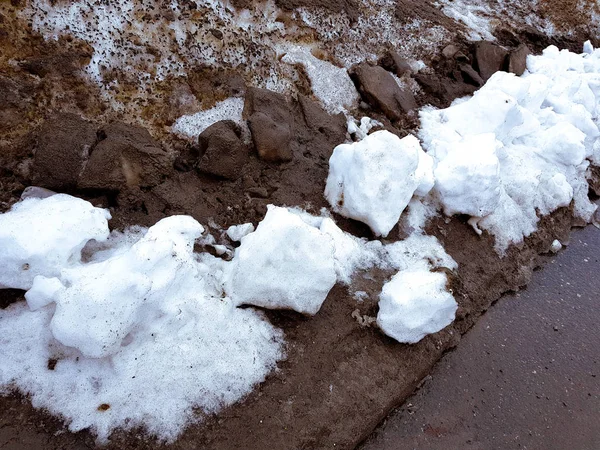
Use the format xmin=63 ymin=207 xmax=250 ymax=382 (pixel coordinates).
xmin=1 ymin=0 xmax=599 ymax=449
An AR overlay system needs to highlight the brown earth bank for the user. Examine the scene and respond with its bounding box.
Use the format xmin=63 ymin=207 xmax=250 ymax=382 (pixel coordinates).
xmin=1 ymin=1 xmax=600 ymax=449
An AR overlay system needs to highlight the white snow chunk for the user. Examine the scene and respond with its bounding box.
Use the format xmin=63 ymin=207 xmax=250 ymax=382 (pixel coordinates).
xmin=26 ymin=216 xmax=205 ymax=359
xmin=227 ymin=206 xmax=337 ymax=315
xmin=377 ymin=267 xmax=457 ymax=344
xmin=325 ymin=131 xmax=429 ymax=237
xmin=550 ymin=239 xmax=562 ymax=253
xmin=0 ymin=195 xmax=110 ymax=290
xmin=226 ymin=223 xmax=255 ymax=242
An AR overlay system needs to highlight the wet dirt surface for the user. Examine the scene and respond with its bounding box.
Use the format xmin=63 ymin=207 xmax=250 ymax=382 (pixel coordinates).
xmin=361 ymin=225 xmax=600 ymax=450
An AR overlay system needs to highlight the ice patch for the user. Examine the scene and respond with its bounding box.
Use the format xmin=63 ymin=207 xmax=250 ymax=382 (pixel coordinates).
xmin=172 ymin=97 xmax=246 ymax=141
xmin=281 ymin=45 xmax=360 ymax=114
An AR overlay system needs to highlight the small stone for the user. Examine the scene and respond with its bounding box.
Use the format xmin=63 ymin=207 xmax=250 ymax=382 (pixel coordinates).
xmin=350 ymin=62 xmax=417 ymax=121
xmin=460 ymin=64 xmax=484 ymax=87
xmin=379 ymin=50 xmax=413 ymax=77
xmin=247 ymin=186 xmax=269 ymax=198
xmin=248 ymin=112 xmax=293 ymax=162
xmin=244 ymin=87 xmax=295 ymax=163
xmin=78 ymin=122 xmax=171 ymax=191
xmin=442 ymin=44 xmax=460 ymax=59
xmin=197 ymin=120 xmax=248 ymax=180
xmin=550 ymin=239 xmax=562 ymax=253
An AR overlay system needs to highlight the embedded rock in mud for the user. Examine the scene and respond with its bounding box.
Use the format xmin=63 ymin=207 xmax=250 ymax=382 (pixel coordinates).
xmin=78 ymin=122 xmax=172 ymax=191
xmin=297 ymin=94 xmax=347 ymax=144
xmin=32 ymin=113 xmax=96 ymax=191
xmin=474 ymin=41 xmax=509 ymax=81
xmin=197 ymin=120 xmax=248 ymax=180
xmin=245 ymin=87 xmax=295 ymax=162
xmin=350 ymin=62 xmax=417 ymax=121
xmin=379 ymin=50 xmax=413 ymax=78
xmin=508 ymin=43 xmax=532 ymax=76
xmin=248 ymin=112 xmax=293 ymax=162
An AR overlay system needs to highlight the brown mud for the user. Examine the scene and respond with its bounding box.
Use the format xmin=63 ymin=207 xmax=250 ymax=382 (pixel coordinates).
xmin=0 ymin=0 xmax=599 ymax=449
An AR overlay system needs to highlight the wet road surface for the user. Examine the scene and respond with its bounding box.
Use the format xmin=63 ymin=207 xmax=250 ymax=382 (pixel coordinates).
xmin=361 ymin=225 xmax=600 ymax=450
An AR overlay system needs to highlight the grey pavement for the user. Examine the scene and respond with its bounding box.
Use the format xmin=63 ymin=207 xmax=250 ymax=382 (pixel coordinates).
xmin=361 ymin=225 xmax=600 ymax=450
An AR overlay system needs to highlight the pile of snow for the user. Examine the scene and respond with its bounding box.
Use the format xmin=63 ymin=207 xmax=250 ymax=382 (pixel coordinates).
xmin=324 ymin=131 xmax=434 ymax=237
xmin=421 ymin=44 xmax=600 ymax=252
xmin=0 ymin=196 xmax=284 ymax=442
xmin=0 ymin=187 xmax=460 ymax=441
xmin=0 ymin=195 xmax=110 ymax=290
xmin=377 ymin=266 xmax=457 ymax=344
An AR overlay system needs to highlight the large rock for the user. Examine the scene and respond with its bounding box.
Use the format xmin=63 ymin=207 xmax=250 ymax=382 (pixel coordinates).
xmin=244 ymin=87 xmax=294 ymax=162
xmin=474 ymin=41 xmax=508 ymax=81
xmin=78 ymin=122 xmax=171 ymax=191
xmin=32 ymin=113 xmax=97 ymax=190
xmin=248 ymin=112 xmax=293 ymax=162
xmin=297 ymin=94 xmax=347 ymax=144
xmin=350 ymin=62 xmax=417 ymax=121
xmin=379 ymin=50 xmax=412 ymax=77
xmin=197 ymin=120 xmax=248 ymax=179
xmin=508 ymin=44 xmax=531 ymax=76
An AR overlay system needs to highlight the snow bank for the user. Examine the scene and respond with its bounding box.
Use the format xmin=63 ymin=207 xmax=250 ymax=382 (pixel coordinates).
xmin=172 ymin=97 xmax=246 ymax=141
xmin=377 ymin=266 xmax=457 ymax=344
xmin=0 ymin=199 xmax=284 ymax=442
xmin=0 ymin=189 xmax=460 ymax=441
xmin=325 ymin=131 xmax=434 ymax=237
xmin=421 ymin=44 xmax=600 ymax=252
xmin=0 ymin=195 xmax=110 ymax=290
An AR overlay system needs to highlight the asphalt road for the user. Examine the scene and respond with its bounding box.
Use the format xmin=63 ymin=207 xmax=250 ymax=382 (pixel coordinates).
xmin=361 ymin=225 xmax=600 ymax=450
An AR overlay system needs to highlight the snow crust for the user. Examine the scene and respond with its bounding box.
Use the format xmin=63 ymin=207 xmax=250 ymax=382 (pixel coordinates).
xmin=172 ymin=97 xmax=246 ymax=141
xmin=281 ymin=45 xmax=360 ymax=114
xmin=324 ymin=131 xmax=434 ymax=237
xmin=421 ymin=44 xmax=600 ymax=252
